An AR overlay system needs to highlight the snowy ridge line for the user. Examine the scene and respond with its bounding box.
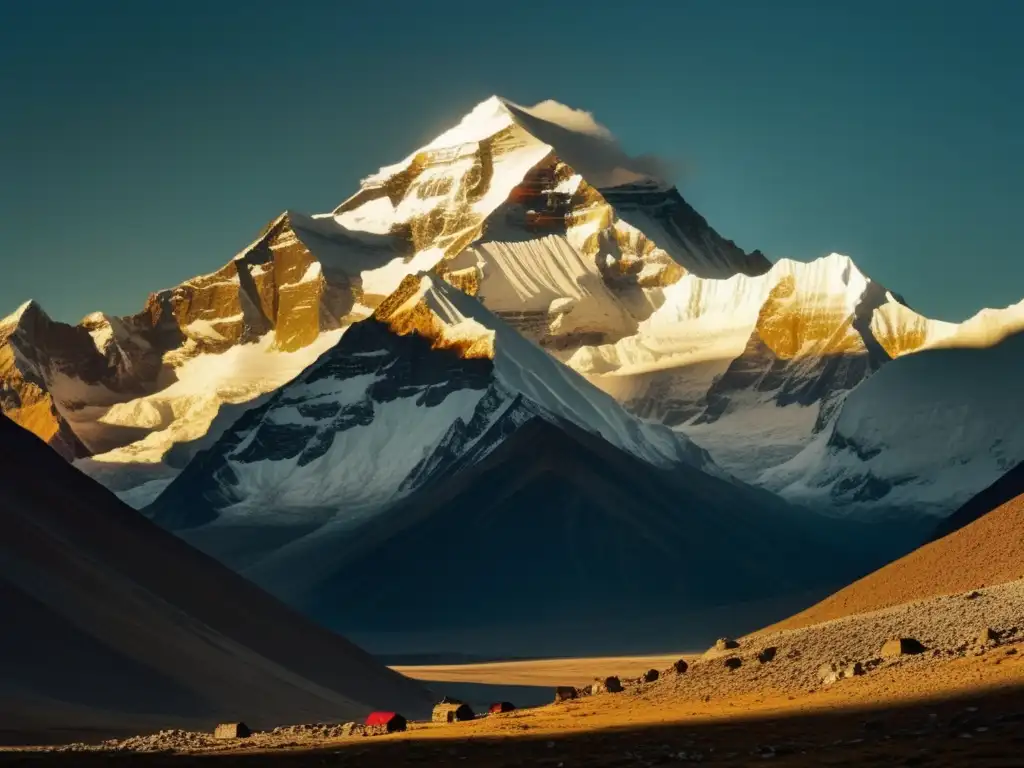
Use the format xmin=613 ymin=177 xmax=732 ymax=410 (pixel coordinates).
xmin=4 ymin=93 xmax=1024 ymax=525
xmin=378 ymin=272 xmax=718 ymax=473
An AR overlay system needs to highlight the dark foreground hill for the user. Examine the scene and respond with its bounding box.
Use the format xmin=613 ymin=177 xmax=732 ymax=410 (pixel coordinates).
xmin=0 ymin=415 xmax=431 ymax=745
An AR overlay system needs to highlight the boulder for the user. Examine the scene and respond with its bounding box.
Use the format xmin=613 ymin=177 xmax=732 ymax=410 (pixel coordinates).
xmin=213 ymin=722 xmax=251 ymax=739
xmin=715 ymin=637 xmax=740 ymax=651
xmin=554 ymin=686 xmax=577 ymax=702
xmin=757 ymin=647 xmax=778 ymax=664
xmin=339 ymin=722 xmax=364 ymax=738
xmin=592 ymin=676 xmax=623 ymax=694
xmin=976 ymin=628 xmax=1001 ymax=647
xmin=671 ymin=659 xmax=689 ymax=675
xmin=642 ymin=668 xmax=660 ymax=683
xmin=723 ymin=657 xmax=742 ymax=670
xmin=881 ymin=638 xmax=927 ymax=659
xmin=819 ymin=661 xmax=864 ymax=685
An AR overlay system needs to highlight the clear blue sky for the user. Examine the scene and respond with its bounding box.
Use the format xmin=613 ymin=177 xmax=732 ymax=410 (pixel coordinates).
xmin=2 ymin=0 xmax=1020 ymax=323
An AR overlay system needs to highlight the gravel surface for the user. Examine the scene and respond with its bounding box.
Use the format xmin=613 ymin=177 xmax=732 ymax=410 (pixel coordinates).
xmin=43 ymin=722 xmax=366 ymax=754
xmin=636 ymin=578 xmax=1024 ymax=701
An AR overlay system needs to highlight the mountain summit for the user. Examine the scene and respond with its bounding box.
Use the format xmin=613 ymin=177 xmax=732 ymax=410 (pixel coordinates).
xmin=332 ymin=95 xmax=769 ymax=280
xmin=2 ymin=97 xmax=1022 ymax=520
xmin=0 ymin=97 xmax=768 ymax=504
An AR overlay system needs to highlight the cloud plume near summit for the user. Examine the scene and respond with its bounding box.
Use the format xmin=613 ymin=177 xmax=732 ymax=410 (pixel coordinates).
xmin=513 ymin=98 xmax=679 ymax=187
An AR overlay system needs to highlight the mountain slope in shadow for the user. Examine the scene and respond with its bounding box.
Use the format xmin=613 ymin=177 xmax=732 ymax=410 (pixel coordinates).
xmin=0 ymin=415 xmax=431 ymax=743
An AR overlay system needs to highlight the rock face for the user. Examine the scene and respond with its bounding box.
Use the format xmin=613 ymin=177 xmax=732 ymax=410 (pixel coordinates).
xmin=0 ymin=302 xmax=91 ymax=460
xmin=0 ymin=211 xmax=414 ymax=503
xmin=573 ymin=255 xmax=955 ymax=482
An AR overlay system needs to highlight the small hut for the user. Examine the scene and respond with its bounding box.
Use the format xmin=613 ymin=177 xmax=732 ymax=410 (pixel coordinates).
xmin=432 ymin=701 xmax=475 ymax=723
xmin=488 ymin=701 xmax=516 ymax=715
xmin=213 ymin=722 xmax=250 ymax=739
xmin=364 ymin=711 xmax=407 ymax=733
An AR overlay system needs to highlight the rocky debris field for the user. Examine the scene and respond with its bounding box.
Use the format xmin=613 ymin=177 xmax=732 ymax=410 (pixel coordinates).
xmin=592 ymin=578 xmax=1024 ymax=705
xmin=38 ymin=722 xmax=369 ymax=755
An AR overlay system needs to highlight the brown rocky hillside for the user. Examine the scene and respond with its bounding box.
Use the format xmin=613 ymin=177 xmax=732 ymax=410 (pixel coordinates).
xmin=767 ymin=477 xmax=1024 ymax=632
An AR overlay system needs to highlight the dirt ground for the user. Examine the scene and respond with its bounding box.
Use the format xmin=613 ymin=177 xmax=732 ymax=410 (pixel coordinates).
xmin=4 ymin=639 xmax=1024 ymax=767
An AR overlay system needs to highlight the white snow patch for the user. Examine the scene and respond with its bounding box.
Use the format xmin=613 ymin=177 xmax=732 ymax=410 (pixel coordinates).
xmin=184 ymin=319 xmax=228 ymax=342
xmin=361 ymin=248 xmax=446 ymax=298
xmin=221 ymin=387 xmax=487 ymax=525
xmin=333 ymin=196 xmax=396 ymax=236
xmin=87 ymin=322 xmax=114 ymax=353
xmin=86 ymin=329 xmax=345 ymax=478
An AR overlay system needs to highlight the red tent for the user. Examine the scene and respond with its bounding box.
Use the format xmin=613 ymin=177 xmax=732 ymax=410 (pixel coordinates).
xmin=364 ymin=711 xmax=407 ymax=732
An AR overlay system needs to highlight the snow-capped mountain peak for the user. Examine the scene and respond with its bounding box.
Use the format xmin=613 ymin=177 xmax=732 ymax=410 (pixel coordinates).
xmin=7 ymin=95 xmax=1021 ymax=527
xmin=6 ymin=96 xmax=764 ymax=505
xmin=354 ymin=95 xmax=668 ymax=194
xmin=149 ymin=269 xmax=716 ymax=531
xmin=367 ymin=271 xmax=715 ymax=471
xmin=331 ymin=96 xmax=767 ymax=280
xmin=1 ymin=299 xmax=42 ymax=328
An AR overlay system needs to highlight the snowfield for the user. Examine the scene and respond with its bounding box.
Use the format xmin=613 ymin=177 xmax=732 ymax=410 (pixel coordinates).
xmin=762 ymin=328 xmax=1024 ymax=516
